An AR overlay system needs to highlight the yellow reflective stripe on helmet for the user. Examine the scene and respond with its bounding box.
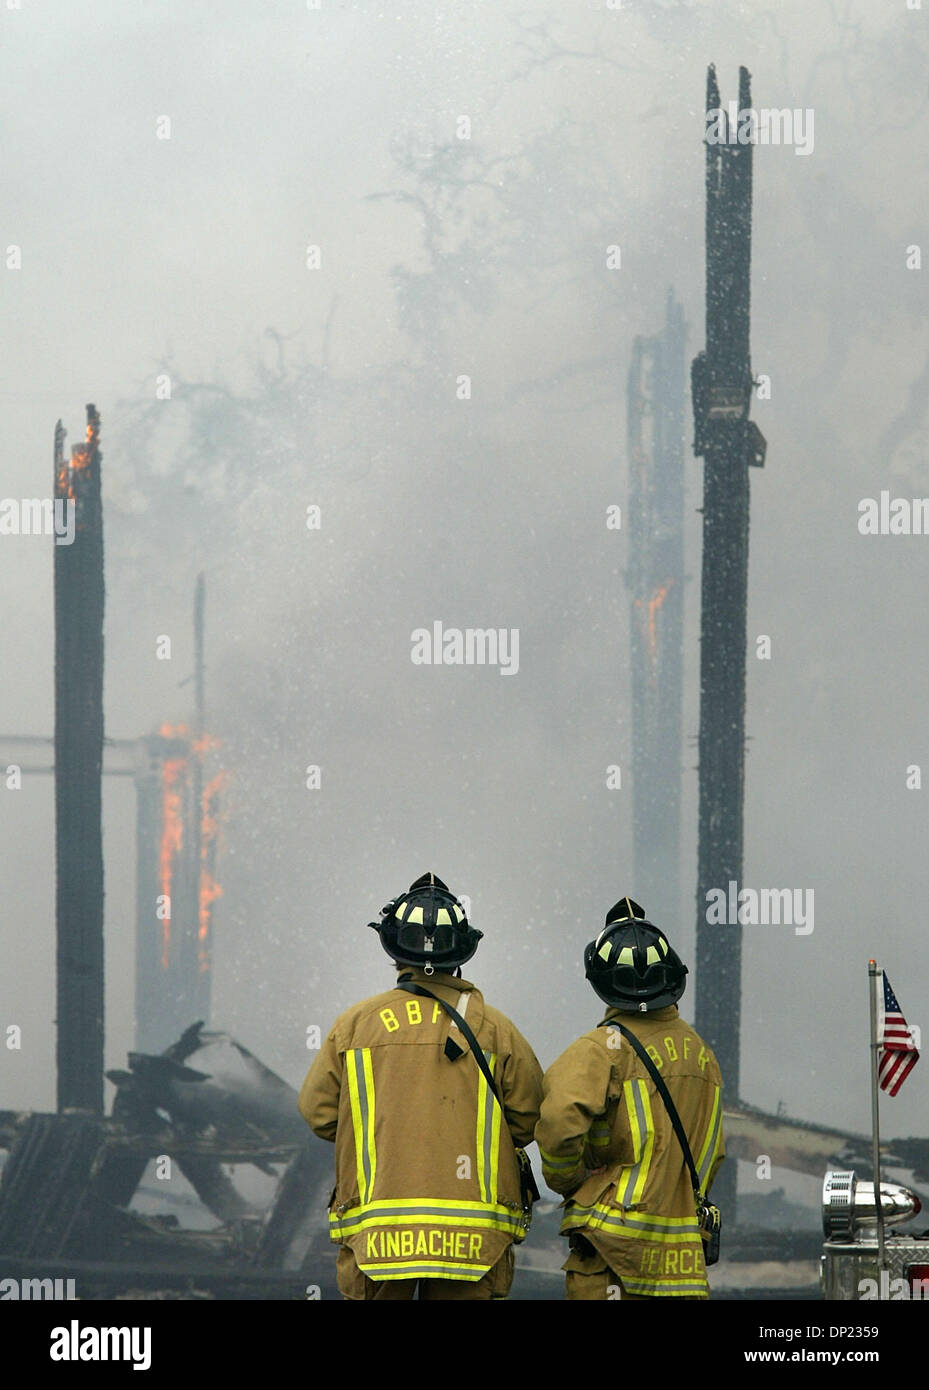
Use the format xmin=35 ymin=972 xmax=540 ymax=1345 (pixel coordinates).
xmin=696 ymin=1085 xmax=722 ymax=1189
xmin=346 ymin=1048 xmax=376 ymax=1204
xmin=476 ymin=1051 xmax=499 ymax=1204
xmin=614 ymin=1079 xmax=653 ymax=1207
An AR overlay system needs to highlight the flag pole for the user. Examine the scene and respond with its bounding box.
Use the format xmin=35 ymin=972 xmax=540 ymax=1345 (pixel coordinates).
xmin=868 ymin=959 xmax=886 ymax=1289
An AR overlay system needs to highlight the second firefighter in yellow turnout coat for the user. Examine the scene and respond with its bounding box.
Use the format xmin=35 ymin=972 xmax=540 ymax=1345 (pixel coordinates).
xmin=298 ymin=874 xmax=543 ymax=1296
xmin=536 ymin=897 xmax=724 ymax=1299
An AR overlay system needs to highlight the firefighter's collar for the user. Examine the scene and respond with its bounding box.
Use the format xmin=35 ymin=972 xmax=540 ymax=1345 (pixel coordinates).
xmin=601 ymin=1003 xmax=679 ymax=1025
xmin=396 ymin=967 xmax=476 ymax=991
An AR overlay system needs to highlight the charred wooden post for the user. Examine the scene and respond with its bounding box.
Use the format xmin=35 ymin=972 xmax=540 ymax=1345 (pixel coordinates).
xmin=54 ymin=405 xmax=105 ymax=1115
xmin=627 ymin=291 xmax=686 ymax=931
xmin=691 ymin=66 xmax=767 ymax=1194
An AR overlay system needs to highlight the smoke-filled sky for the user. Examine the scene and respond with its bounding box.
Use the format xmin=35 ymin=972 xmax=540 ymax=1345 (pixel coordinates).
xmin=1 ymin=0 xmax=928 ymax=1175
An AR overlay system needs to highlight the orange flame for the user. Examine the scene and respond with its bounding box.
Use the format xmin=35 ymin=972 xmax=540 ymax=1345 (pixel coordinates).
xmin=55 ymin=415 xmax=100 ymax=500
xmin=647 ymin=580 xmax=674 ymax=664
xmin=634 ymin=580 xmax=675 ymax=690
xmin=198 ymin=770 xmax=227 ymax=972
xmin=156 ymin=721 xmax=226 ymax=975
xmin=159 ymin=756 xmax=186 ymax=969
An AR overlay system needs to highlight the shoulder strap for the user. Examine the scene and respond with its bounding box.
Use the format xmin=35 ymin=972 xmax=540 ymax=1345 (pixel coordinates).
xmin=398 ymin=979 xmax=541 ymax=1210
xmin=608 ymin=1022 xmax=704 ymax=1201
xmin=396 ymin=979 xmax=499 ymax=1099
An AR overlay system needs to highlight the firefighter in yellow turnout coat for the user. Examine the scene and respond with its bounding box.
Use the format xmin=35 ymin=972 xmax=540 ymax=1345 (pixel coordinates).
xmin=536 ymin=898 xmax=724 ymax=1299
xmin=299 ymin=873 xmax=543 ymax=1300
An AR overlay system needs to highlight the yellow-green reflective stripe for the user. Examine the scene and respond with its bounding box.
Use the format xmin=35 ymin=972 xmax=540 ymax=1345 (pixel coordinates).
xmin=561 ymin=1207 xmax=700 ymax=1241
xmin=331 ymin=1217 xmax=521 ymax=1241
xmin=615 ymin=1079 xmax=653 ymax=1207
xmin=333 ymin=1196 xmax=522 ymax=1214
xmin=539 ymin=1148 xmax=581 ymax=1170
xmin=362 ymin=1048 xmax=377 ymax=1196
xmin=346 ymin=1049 xmax=373 ymax=1203
xmin=614 ymin=1083 xmax=636 ymax=1206
xmin=696 ymin=1086 xmax=722 ymax=1187
xmin=569 ymin=1223 xmax=700 ymax=1244
xmin=585 ymin=1202 xmax=699 ymax=1231
xmin=329 ymin=1199 xmax=525 ymax=1239
xmin=618 ymin=1218 xmax=700 ymax=1236
xmin=357 ymin=1262 xmax=480 ymax=1280
xmin=629 ymin=1080 xmax=654 ymax=1205
xmin=476 ymin=1051 xmax=499 ymax=1203
xmin=331 ymin=1210 xmax=523 ymax=1233
xmin=487 ymin=1052 xmax=501 ymax=1201
xmin=617 ymin=1211 xmax=700 ymax=1229
xmin=622 ymin=1279 xmax=707 ymax=1295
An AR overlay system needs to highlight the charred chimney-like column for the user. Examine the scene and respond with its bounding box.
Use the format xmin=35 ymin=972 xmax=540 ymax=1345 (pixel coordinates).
xmin=691 ymin=66 xmax=766 ymax=1133
xmin=54 ymin=404 xmax=105 ymax=1114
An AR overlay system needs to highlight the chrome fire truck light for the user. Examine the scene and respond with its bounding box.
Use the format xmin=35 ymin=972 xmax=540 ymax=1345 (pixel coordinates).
xmin=822 ymin=1170 xmax=921 ymax=1241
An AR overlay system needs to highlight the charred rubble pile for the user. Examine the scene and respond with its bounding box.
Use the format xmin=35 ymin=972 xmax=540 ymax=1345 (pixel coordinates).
xmin=0 ymin=1024 xmax=335 ymax=1299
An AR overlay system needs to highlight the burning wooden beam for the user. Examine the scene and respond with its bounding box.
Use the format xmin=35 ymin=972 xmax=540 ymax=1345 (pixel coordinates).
xmin=54 ymin=404 xmax=105 ymax=1115
xmin=135 ymin=702 xmax=224 ymax=1050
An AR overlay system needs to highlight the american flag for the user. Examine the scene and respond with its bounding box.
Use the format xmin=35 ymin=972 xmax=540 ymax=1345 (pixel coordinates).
xmin=877 ymin=972 xmax=919 ymax=1096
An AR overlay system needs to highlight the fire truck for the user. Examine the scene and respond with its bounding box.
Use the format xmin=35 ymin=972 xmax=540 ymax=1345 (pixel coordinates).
xmin=821 ymin=1170 xmax=929 ymax=1300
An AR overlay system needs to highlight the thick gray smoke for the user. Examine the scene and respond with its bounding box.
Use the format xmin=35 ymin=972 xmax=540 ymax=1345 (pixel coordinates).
xmin=1 ymin=1 xmax=927 ymax=1197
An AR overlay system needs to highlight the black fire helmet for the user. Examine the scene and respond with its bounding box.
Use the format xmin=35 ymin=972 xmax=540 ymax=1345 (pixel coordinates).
xmin=370 ymin=872 xmax=482 ymax=973
xmin=584 ymin=896 xmax=688 ymax=1012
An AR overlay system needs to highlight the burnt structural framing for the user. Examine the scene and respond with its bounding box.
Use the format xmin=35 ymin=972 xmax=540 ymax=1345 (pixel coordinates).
xmin=54 ymin=404 xmax=105 ymax=1115
xmin=691 ymin=65 xmax=767 ymax=1194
